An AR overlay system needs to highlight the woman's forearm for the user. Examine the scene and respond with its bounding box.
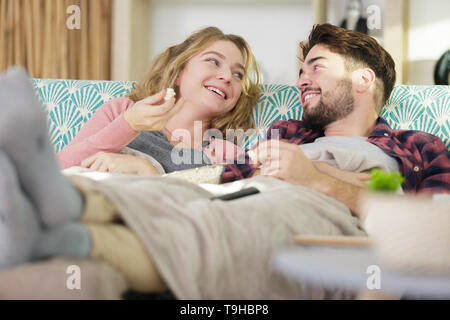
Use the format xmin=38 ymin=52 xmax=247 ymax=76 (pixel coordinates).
xmin=56 ymin=97 xmax=139 ymax=169
xmin=57 ymin=115 xmax=139 ymax=168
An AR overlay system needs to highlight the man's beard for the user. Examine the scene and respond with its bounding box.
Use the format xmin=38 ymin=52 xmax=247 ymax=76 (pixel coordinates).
xmin=302 ymin=79 xmax=355 ymax=131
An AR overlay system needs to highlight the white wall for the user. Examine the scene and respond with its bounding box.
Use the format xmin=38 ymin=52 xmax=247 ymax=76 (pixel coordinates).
xmin=408 ymin=0 xmax=450 ymax=85
xmin=145 ymin=0 xmax=450 ymax=85
xmin=327 ymin=0 xmax=384 ymax=44
xmin=148 ymin=0 xmax=313 ymax=85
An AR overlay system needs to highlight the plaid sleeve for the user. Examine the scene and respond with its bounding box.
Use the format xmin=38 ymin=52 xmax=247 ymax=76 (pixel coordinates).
xmin=413 ymin=132 xmax=450 ymax=194
xmin=221 ymin=121 xmax=291 ymax=183
xmin=222 ymin=154 xmax=256 ymax=183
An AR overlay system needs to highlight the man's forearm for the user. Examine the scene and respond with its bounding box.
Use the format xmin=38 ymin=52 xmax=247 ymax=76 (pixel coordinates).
xmin=252 ymin=156 xmax=367 ymax=216
xmin=312 ymin=162 xmax=369 ymax=188
xmin=309 ymin=171 xmax=367 ymax=217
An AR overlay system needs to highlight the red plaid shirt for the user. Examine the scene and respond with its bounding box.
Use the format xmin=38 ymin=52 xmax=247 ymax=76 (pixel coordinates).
xmin=223 ymin=117 xmax=450 ymax=195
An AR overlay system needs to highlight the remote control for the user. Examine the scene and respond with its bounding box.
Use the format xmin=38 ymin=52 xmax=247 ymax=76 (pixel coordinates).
xmin=211 ymin=187 xmax=260 ymax=201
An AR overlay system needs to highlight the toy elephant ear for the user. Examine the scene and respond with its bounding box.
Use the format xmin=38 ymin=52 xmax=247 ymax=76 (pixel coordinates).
xmin=434 ymin=49 xmax=450 ymax=85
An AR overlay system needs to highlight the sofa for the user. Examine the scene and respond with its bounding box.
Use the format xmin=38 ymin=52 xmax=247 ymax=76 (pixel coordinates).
xmin=0 ymin=79 xmax=448 ymax=300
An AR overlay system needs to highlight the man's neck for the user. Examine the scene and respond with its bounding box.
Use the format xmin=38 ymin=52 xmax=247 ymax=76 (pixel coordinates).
xmin=324 ymin=109 xmax=378 ymax=137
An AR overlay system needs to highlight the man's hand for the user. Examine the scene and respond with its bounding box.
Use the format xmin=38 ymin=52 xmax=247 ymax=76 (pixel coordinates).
xmin=81 ymin=152 xmax=160 ymax=175
xmin=252 ymin=140 xmax=322 ymax=187
xmin=252 ymin=140 xmax=367 ymax=217
xmin=123 ymin=90 xmax=185 ymax=132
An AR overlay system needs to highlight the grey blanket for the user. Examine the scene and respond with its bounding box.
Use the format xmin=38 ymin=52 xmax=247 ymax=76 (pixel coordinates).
xmin=69 ymin=174 xmax=365 ymax=299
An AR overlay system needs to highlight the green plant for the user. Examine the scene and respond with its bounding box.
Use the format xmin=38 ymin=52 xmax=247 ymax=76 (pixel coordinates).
xmin=365 ymin=169 xmax=405 ymax=192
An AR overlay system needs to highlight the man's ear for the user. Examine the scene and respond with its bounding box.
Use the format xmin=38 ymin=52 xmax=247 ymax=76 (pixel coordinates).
xmin=354 ymin=68 xmax=376 ymax=93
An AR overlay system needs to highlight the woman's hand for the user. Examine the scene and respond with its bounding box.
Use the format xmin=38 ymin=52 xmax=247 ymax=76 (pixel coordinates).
xmin=81 ymin=152 xmax=160 ymax=175
xmin=203 ymin=138 xmax=246 ymax=164
xmin=123 ymin=90 xmax=184 ymax=132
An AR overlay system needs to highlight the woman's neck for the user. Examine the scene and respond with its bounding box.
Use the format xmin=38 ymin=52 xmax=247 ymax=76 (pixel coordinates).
xmin=164 ymin=109 xmax=212 ymax=149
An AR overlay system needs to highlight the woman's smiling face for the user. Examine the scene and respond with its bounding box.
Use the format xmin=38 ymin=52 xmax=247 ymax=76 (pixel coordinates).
xmin=176 ymin=40 xmax=245 ymax=119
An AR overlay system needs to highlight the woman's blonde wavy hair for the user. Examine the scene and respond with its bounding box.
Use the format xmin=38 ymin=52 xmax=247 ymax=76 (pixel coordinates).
xmin=127 ymin=26 xmax=260 ymax=138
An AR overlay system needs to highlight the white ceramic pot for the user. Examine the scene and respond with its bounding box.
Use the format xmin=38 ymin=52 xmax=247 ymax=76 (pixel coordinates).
xmin=360 ymin=194 xmax=450 ymax=275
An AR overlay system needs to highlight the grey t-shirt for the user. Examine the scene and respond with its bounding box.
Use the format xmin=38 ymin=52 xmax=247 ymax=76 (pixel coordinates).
xmin=127 ymin=131 xmax=211 ymax=173
xmin=298 ymin=136 xmax=399 ymax=173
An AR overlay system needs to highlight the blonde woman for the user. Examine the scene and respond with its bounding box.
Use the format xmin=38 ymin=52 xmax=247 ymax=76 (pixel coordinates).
xmin=0 ymin=27 xmax=260 ymax=296
xmin=57 ymin=26 xmax=260 ymax=174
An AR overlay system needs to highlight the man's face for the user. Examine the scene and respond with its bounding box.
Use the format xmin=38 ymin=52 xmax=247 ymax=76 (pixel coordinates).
xmin=296 ymin=44 xmax=355 ymax=130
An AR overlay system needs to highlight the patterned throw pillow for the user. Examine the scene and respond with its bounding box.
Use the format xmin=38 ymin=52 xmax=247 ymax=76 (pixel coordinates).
xmin=380 ymin=86 xmax=450 ymax=151
xmin=31 ymin=79 xmax=450 ymax=152
xmin=31 ymin=79 xmax=134 ymax=152
xmin=241 ymin=85 xmax=450 ymax=151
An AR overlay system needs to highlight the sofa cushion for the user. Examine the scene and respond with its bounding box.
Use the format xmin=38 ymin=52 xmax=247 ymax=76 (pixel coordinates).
xmin=31 ymin=79 xmax=450 ymax=152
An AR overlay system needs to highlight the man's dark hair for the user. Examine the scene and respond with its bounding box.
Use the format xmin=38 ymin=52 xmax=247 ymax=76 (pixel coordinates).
xmin=300 ymin=23 xmax=396 ymax=114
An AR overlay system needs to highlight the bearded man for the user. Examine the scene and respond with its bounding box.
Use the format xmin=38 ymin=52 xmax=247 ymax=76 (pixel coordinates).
xmin=223 ymin=23 xmax=449 ymax=217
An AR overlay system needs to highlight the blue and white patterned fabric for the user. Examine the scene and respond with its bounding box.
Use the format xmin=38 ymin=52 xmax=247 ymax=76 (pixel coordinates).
xmin=32 ymin=79 xmax=134 ymax=153
xmin=31 ymin=79 xmax=450 ymax=152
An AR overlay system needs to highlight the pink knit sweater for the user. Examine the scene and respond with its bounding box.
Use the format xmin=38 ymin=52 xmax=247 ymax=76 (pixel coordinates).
xmin=56 ymin=97 xmax=245 ymax=169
